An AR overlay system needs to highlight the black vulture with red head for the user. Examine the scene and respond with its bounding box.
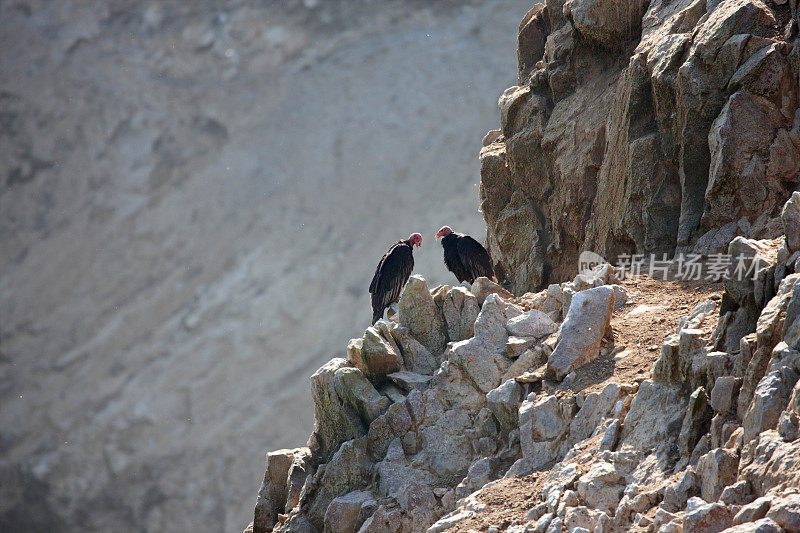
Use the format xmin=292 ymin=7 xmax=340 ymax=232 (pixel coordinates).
xmin=435 ymin=226 xmax=496 ymax=284
xmin=369 ymin=233 xmax=422 ymax=324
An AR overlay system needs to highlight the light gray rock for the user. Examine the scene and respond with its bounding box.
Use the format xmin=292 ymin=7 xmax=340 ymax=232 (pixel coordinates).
xmin=285 ymin=448 xmax=315 ymax=514
xmin=778 ymin=379 xmax=800 ymax=441
xmin=683 ymin=500 xmax=732 ymax=533
xmin=653 ymin=334 xmax=681 ymax=383
xmin=619 ymin=381 xmax=687 ymax=465
xmin=720 ymin=480 xmax=753 ymax=506
xmin=782 ymin=191 xmax=800 ymax=253
xmin=443 ymin=287 xmax=480 ymax=343
xmin=743 ymin=363 xmax=800 ymax=443
xmin=503 ymin=345 xmax=548 ymax=381
xmin=471 ymin=277 xmax=513 ymax=306
xmin=721 ymin=518 xmax=782 ymax=533
xmin=547 ymin=286 xmax=615 ymax=380
xmin=765 ymin=494 xmax=800 ymax=532
xmin=486 ymin=379 xmax=524 ymax=432
xmin=576 ymin=461 xmax=624 ymax=515
xmin=506 ymin=336 xmax=540 ymax=358
xmin=784 ymin=282 xmax=800 ymax=350
xmin=563 ymin=506 xmax=602 ymax=532
xmin=358 ymin=327 xmax=404 ymax=379
xmin=398 ymin=276 xmax=448 ymax=356
xmin=323 ymin=491 xmax=377 ymax=533
xmin=506 ymin=309 xmax=558 ymax=338
xmin=696 ymin=448 xmax=740 ymax=502
xmin=335 ymin=367 xmax=391 ymax=424
xmin=599 ymin=419 xmax=620 ymax=450
xmin=386 ymin=371 xmax=433 ymax=393
xmin=396 ymin=481 xmax=438 ymax=531
xmin=518 ymin=394 xmax=577 ymax=469
xmin=711 ymin=376 xmax=743 ymax=415
xmin=456 ymin=457 xmax=495 ymax=499
xmin=474 ymin=293 xmax=522 ymax=353
xmin=308 ymin=438 xmax=374 ymax=529
xmin=390 ymin=324 xmax=439 ymax=375
xmin=448 ymin=336 xmax=511 ymax=394
xmin=311 ymin=358 xmax=368 ymax=459
xmin=733 ymin=496 xmax=772 ymax=525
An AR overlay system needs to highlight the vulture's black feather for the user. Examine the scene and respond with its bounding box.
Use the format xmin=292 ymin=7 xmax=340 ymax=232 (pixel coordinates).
xmin=369 ymin=239 xmax=414 ymax=324
xmin=440 ymin=232 xmax=495 ymax=284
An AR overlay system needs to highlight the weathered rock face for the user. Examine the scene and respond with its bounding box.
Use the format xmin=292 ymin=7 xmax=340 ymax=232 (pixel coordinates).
xmin=246 ymin=4 xmax=800 ymax=532
xmin=481 ymin=0 xmax=799 ymax=293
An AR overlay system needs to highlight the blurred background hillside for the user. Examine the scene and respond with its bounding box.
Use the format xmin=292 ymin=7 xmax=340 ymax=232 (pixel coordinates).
xmin=0 ymin=0 xmax=530 ymax=531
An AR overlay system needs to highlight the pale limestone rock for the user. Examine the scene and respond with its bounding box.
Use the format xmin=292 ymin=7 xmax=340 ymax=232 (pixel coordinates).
xmin=442 ymin=286 xmax=480 ymax=343
xmin=448 ymin=336 xmax=511 ymax=394
xmin=678 ymin=387 xmax=713 ymax=460
xmin=386 ymin=371 xmax=433 ymax=393
xmin=506 ymin=308 xmax=558 ymax=338
xmin=696 ymin=448 xmax=740 ymax=502
xmin=721 ymin=518 xmax=782 ymax=533
xmin=311 ymin=358 xmax=367 ymax=459
xmin=360 ymin=327 xmax=403 ymax=379
xmin=474 ymin=293 xmax=522 ymax=353
xmin=733 ymin=496 xmax=772 ymax=525
xmin=782 ymin=191 xmax=800 ymax=253
xmin=254 ymin=448 xmax=298 ymax=533
xmin=547 ymin=286 xmax=614 ymax=380
xmin=765 ymin=494 xmax=800 ymax=532
xmin=743 ymin=363 xmax=800 ymax=443
xmin=471 ymin=277 xmax=513 ymax=306
xmin=334 ymin=367 xmax=391 ymax=424
xmin=398 ymin=275 xmax=448 ymax=356
xmin=711 ymin=376 xmax=743 ymax=415
xmin=486 ymin=379 xmax=524 ymax=432
xmin=389 ymin=324 xmax=438 ymax=375
xmin=503 ymin=345 xmax=548 ymax=381
xmin=506 ymin=336 xmax=539 ymax=358
xmin=576 ymin=461 xmax=624 ymax=514
xmin=683 ymin=500 xmax=732 ymax=533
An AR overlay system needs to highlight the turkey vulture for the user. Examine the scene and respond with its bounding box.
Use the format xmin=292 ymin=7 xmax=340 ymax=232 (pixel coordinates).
xmin=435 ymin=226 xmax=496 ymax=284
xmin=369 ymin=233 xmax=422 ymax=324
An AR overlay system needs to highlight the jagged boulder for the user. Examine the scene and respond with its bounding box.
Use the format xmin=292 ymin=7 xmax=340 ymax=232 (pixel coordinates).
xmin=442 ymin=287 xmax=480 ymax=343
xmin=398 ymin=276 xmax=448 ymax=356
xmin=783 ymin=191 xmax=800 ymax=253
xmin=323 ymin=491 xmax=376 ymax=533
xmin=569 ymin=0 xmax=648 ymax=48
xmin=307 ymin=438 xmax=374 ymax=529
xmin=310 ymin=359 xmax=368 ymax=459
xmin=548 ymin=285 xmax=614 ymax=380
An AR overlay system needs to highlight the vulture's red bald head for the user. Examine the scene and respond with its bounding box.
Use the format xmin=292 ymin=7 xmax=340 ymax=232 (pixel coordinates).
xmin=409 ymin=233 xmax=422 ymax=250
xmin=435 ymin=226 xmax=453 ymax=240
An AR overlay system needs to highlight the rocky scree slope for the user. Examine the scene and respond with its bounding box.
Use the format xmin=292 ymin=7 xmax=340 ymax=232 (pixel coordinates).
xmin=246 ymin=192 xmax=800 ymax=533
xmin=480 ymin=0 xmax=800 ymax=295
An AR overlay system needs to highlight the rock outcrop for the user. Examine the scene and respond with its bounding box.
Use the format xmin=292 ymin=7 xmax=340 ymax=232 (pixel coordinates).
xmin=480 ymin=0 xmax=799 ymax=294
xmin=245 ymin=2 xmax=800 ymax=533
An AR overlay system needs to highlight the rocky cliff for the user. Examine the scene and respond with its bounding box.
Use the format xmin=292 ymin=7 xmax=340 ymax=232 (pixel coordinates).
xmin=480 ymin=0 xmax=799 ymax=294
xmin=246 ymin=1 xmax=800 ymax=532
xmin=248 ymin=192 xmax=800 ymax=532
